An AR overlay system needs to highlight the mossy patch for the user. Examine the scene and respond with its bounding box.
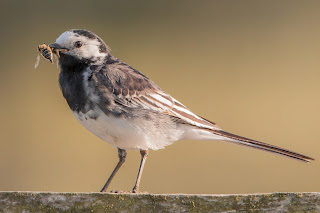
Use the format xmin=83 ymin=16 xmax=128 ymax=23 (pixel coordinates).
xmin=0 ymin=192 xmax=319 ymax=212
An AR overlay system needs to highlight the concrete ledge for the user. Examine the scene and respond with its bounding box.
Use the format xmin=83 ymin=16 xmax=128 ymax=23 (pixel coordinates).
xmin=0 ymin=192 xmax=319 ymax=212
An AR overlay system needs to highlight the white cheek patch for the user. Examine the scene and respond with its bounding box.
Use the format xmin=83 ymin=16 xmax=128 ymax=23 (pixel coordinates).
xmin=78 ymin=39 xmax=106 ymax=61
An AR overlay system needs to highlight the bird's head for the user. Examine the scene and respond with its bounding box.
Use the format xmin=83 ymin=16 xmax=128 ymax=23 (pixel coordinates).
xmin=49 ymin=29 xmax=110 ymax=67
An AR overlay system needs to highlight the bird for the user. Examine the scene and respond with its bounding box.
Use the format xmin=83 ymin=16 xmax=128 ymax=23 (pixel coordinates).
xmin=46 ymin=29 xmax=314 ymax=193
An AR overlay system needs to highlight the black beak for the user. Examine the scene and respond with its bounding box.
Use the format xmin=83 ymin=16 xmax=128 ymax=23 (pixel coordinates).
xmin=49 ymin=43 xmax=68 ymax=56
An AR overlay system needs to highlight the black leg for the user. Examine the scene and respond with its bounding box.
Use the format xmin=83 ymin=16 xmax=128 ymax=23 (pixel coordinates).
xmin=100 ymin=148 xmax=127 ymax=192
xmin=132 ymin=150 xmax=149 ymax=193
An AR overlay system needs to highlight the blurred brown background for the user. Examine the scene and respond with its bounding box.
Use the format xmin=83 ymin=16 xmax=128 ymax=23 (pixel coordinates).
xmin=0 ymin=0 xmax=319 ymax=194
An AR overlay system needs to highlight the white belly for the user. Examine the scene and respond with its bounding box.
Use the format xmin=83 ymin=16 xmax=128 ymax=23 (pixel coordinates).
xmin=72 ymin=107 xmax=184 ymax=150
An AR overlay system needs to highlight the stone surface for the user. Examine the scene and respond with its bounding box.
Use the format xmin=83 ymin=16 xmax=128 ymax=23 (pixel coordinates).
xmin=0 ymin=192 xmax=319 ymax=212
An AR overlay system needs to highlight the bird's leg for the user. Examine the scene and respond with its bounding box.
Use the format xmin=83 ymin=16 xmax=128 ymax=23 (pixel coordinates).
xmin=100 ymin=148 xmax=127 ymax=193
xmin=132 ymin=149 xmax=149 ymax=193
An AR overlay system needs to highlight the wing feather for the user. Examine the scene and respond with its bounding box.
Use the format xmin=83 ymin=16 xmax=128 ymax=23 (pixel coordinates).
xmin=93 ymin=59 xmax=220 ymax=130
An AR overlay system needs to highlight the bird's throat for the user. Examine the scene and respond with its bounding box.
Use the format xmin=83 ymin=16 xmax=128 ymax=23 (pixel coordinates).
xmin=58 ymin=54 xmax=90 ymax=113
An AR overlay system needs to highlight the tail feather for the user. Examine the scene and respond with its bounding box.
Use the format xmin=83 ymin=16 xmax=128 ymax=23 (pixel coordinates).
xmin=212 ymin=130 xmax=314 ymax=163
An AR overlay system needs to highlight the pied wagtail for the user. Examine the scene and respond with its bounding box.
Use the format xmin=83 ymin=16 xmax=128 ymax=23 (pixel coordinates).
xmin=44 ymin=29 xmax=314 ymax=193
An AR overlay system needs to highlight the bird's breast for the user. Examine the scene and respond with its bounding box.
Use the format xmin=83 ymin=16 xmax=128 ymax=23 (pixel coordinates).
xmin=59 ymin=68 xmax=90 ymax=113
xmin=72 ymin=107 xmax=151 ymax=150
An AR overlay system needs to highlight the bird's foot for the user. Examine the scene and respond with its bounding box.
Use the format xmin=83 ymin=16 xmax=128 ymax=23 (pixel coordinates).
xmin=109 ymin=190 xmax=130 ymax=194
xmin=131 ymin=188 xmax=148 ymax=194
xmin=132 ymin=187 xmax=138 ymax=193
xmin=131 ymin=191 xmax=148 ymax=194
xmin=101 ymin=189 xmax=148 ymax=194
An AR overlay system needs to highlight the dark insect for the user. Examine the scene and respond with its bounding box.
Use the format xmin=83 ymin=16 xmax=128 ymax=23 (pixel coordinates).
xmin=38 ymin=44 xmax=53 ymax=63
xmin=35 ymin=43 xmax=56 ymax=68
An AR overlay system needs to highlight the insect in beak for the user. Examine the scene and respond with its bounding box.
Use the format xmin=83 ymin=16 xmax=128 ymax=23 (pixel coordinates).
xmin=49 ymin=43 xmax=68 ymax=57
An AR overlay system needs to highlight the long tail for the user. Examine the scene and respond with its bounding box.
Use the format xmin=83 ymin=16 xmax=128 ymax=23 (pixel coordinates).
xmin=212 ymin=130 xmax=314 ymax=163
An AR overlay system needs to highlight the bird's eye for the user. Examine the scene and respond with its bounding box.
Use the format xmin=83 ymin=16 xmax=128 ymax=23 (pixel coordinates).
xmin=74 ymin=41 xmax=82 ymax=48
